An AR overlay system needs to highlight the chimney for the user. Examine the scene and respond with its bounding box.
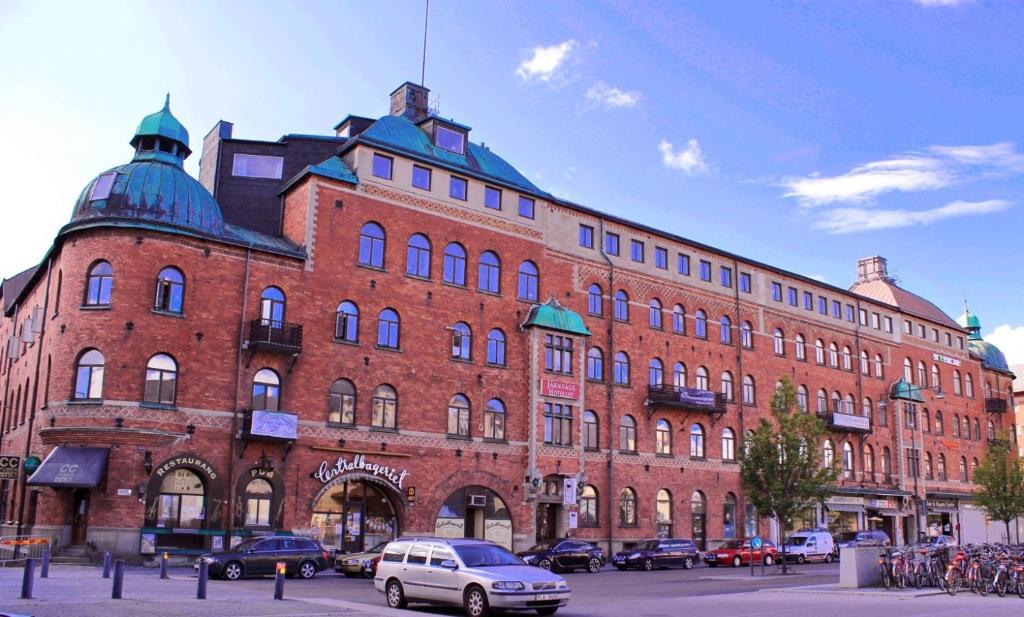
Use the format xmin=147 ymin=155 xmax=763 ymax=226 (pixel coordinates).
xmin=389 ymin=82 xmax=431 ymax=122
xmin=856 ymin=256 xmax=890 ymax=283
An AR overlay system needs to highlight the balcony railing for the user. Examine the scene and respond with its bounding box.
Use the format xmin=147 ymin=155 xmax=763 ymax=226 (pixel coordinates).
xmin=984 ymin=398 xmax=1008 ymax=413
xmin=249 ymin=319 xmax=303 ymax=354
xmin=646 ymin=384 xmax=727 ymax=415
xmin=816 ymin=409 xmax=872 ymax=434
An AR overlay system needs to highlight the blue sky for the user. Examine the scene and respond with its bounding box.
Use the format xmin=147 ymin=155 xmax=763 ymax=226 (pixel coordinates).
xmin=1 ymin=0 xmax=1022 ymax=363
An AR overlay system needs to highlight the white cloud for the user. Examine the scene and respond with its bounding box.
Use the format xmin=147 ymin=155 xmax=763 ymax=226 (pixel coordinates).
xmin=985 ymin=324 xmax=1024 ymax=366
xmin=584 ymin=81 xmax=641 ymax=108
xmin=516 ymin=40 xmax=577 ymax=82
xmin=808 ymin=274 xmax=828 ymax=283
xmin=659 ymin=139 xmax=707 ymax=175
xmin=915 ymin=0 xmax=969 ymax=6
xmin=812 ymin=199 xmax=1012 ymax=234
xmin=928 ymin=142 xmax=1024 ymax=170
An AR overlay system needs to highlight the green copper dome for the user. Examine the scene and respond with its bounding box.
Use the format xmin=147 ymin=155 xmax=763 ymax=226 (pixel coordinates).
xmin=957 ymin=304 xmax=1010 ymax=372
xmin=130 ymin=94 xmax=191 ymax=159
xmin=523 ymin=299 xmax=591 ymax=336
xmin=956 ymin=308 xmax=981 ymax=333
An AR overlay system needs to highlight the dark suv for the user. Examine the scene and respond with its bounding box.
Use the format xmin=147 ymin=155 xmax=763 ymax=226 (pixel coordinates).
xmin=832 ymin=530 xmax=891 ymax=558
xmin=517 ymin=539 xmax=606 ymax=573
xmin=612 ymin=538 xmax=699 ymax=571
xmin=195 ymin=536 xmax=330 ymax=580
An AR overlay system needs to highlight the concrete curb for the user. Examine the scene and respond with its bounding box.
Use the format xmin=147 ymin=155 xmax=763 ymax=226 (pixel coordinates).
xmin=761 ymin=583 xmax=946 ymax=598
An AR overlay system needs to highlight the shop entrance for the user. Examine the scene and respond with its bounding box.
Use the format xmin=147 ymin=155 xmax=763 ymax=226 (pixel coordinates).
xmin=535 ymin=503 xmax=559 ymax=542
xmin=311 ymin=480 xmax=398 ymax=553
xmin=435 ymin=485 xmax=513 ymax=550
xmin=71 ymin=489 xmax=90 ymax=544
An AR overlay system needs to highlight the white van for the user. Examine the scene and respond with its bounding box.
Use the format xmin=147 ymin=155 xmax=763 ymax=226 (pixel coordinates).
xmin=782 ymin=530 xmax=835 ymax=564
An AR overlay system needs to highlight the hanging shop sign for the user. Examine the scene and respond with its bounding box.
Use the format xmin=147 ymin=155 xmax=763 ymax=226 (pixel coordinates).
xmin=312 ymin=454 xmax=409 ymax=491
xmin=931 ymin=353 xmax=961 ymax=367
xmin=250 ymin=410 xmax=298 ymax=440
xmin=675 ymin=387 xmax=716 ymax=408
xmin=154 ymin=455 xmax=218 ymax=481
xmin=562 ymin=478 xmax=578 ymax=506
xmin=22 ymin=456 xmax=41 ymax=476
xmin=825 ymin=496 xmax=865 ymax=506
xmin=0 ymin=456 xmax=19 ymax=480
xmin=869 ymin=499 xmax=896 ymax=510
xmin=540 ymin=378 xmax=580 ymax=400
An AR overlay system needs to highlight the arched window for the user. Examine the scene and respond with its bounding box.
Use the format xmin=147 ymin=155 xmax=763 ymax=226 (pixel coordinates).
xmin=719 ymin=315 xmax=732 ymax=344
xmin=447 ymin=394 xmax=470 ymax=437
xmin=649 ymin=358 xmax=664 ymax=386
xmin=917 ymin=361 xmax=927 ymax=386
xmin=586 ymin=347 xmax=604 ymax=381
xmin=797 ymin=385 xmax=809 ymax=412
xmin=742 ymin=375 xmax=755 ymax=406
xmin=335 ymin=301 xmax=359 ymax=342
xmin=773 ymin=328 xmax=784 ymax=355
xmin=691 ymin=491 xmax=707 ymax=551
xmin=406 ymin=233 xmax=431 ymax=278
xmin=903 ymin=358 xmax=913 ymax=382
xmin=935 ymin=410 xmax=944 ymax=435
xmin=613 ymin=352 xmax=630 ymax=385
xmin=144 ymin=353 xmax=177 ymax=405
xmin=582 ymin=410 xmax=599 ymax=450
xmin=864 ymin=445 xmax=875 ymax=476
xmin=517 ymin=261 xmax=539 ymax=301
xmin=842 ymin=346 xmax=852 ymax=371
xmin=695 ymin=310 xmax=707 ymax=339
xmin=478 ymin=250 xmax=500 ymax=293
xmin=842 ymin=442 xmax=854 ymax=478
xmin=925 ymin=452 xmax=933 ymax=479
xmin=844 ymin=394 xmax=855 ymax=415
xmin=689 ymin=424 xmax=705 ymax=458
xmin=260 ymin=286 xmax=286 ymax=325
xmin=656 ymin=489 xmax=673 ymax=537
xmin=860 ymin=351 xmax=869 ymax=375
xmin=952 ymin=413 xmax=961 ymax=437
xmin=672 ymin=305 xmax=686 ymax=334
xmin=614 ymin=290 xmax=629 ymax=321
xmin=157 ymin=468 xmax=205 ymax=529
xmin=721 ymin=428 xmax=736 ymax=461
xmin=74 ymin=349 xmax=105 ymax=400
xmin=655 ymin=419 xmax=672 ymax=455
xmin=831 ymin=391 xmax=842 ymax=414
xmin=328 ymin=379 xmax=355 ymax=425
xmin=371 ymin=384 xmax=397 ymax=430
xmin=962 ymin=416 xmax=970 ymax=439
xmin=451 ymin=322 xmax=472 ymax=360
xmin=874 ymin=354 xmax=884 ymax=378
xmin=931 ymin=365 xmax=940 ymax=388
xmin=588 ymin=284 xmax=602 ymax=316
xmin=815 ymin=339 xmax=825 ymax=364
xmin=985 ymin=381 xmax=993 ymax=399
xmin=244 ymin=478 xmax=273 ymax=527
xmin=965 ymin=373 xmax=974 ymax=397
xmin=986 ymin=419 xmax=994 ymax=441
xmin=252 ymin=368 xmax=280 ymax=411
xmin=580 ymin=485 xmax=598 ymax=526
xmin=828 ymin=343 xmax=839 ymax=368
xmin=882 ymin=447 xmax=892 ymax=479
xmin=862 ymin=397 xmax=872 ymax=418
xmin=795 ymin=334 xmax=806 ymax=361
xmin=486 ymin=329 xmax=506 ymax=366
xmin=937 ymin=453 xmax=947 ymax=480
xmin=721 ymin=371 xmax=734 ymax=402
xmin=972 ymin=457 xmax=979 ymax=476
xmin=377 ymin=308 xmax=400 ymax=348
xmin=358 ymin=222 xmax=385 ymax=268
xmin=619 ymin=415 xmax=637 ymax=452
xmin=816 ymin=389 xmax=828 ymax=413
xmin=695 ymin=366 xmax=709 ymax=391
xmin=922 ymin=408 xmax=931 ymax=432
xmin=959 ymin=456 xmax=968 ymax=482
xmin=953 ymin=370 xmax=962 ymax=395
xmin=443 ymin=243 xmax=467 ymax=285
xmin=723 ymin=493 xmax=737 ymax=539
xmin=823 ymin=440 xmax=835 ymax=467
xmin=619 ymin=488 xmax=637 ymax=526
xmin=744 ymin=502 xmax=758 ymax=539
xmin=742 ymin=321 xmax=754 ymax=349
xmin=154 ymin=267 xmax=184 ymax=313
xmin=484 ymin=398 xmax=505 ymax=440
xmin=649 ymin=298 xmax=663 ymax=329
xmin=673 ymin=362 xmax=687 ymax=388
xmin=85 ymin=261 xmax=114 ymax=306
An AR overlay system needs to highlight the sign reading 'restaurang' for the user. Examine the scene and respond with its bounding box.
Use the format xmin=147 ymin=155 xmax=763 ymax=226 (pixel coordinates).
xmin=312 ymin=454 xmax=409 ymax=490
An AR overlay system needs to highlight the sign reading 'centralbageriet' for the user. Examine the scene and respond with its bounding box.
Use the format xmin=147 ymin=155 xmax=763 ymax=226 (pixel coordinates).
xmin=313 ymin=454 xmax=409 ymax=490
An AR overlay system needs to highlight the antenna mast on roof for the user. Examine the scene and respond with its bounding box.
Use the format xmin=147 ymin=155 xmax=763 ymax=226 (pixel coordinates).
xmin=420 ymin=0 xmax=430 ymax=87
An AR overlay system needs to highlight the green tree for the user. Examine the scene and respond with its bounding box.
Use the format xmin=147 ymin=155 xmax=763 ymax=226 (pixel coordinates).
xmin=972 ymin=434 xmax=1024 ymax=543
xmin=739 ymin=376 xmax=839 ymax=573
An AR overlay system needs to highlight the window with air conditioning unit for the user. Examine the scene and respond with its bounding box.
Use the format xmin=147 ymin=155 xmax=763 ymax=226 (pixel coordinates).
xmin=468 ymin=494 xmax=487 ymax=507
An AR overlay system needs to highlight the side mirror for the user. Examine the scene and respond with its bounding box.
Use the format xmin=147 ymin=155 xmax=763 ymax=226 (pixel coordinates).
xmin=440 ymin=559 xmax=458 ymax=569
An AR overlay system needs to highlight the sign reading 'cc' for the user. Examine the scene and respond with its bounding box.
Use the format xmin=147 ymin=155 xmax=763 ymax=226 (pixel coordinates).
xmin=0 ymin=456 xmax=19 ymax=480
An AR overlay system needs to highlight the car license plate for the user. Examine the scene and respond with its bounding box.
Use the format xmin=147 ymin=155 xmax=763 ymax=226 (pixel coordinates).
xmin=537 ymin=593 xmax=560 ymax=601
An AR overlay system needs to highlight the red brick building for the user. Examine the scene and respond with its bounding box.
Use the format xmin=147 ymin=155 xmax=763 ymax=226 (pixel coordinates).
xmin=0 ymin=83 xmax=1016 ymax=562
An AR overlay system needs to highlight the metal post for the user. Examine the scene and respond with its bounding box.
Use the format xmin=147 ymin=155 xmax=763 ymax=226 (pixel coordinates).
xmin=160 ymin=551 xmax=168 ymax=579
xmin=196 ymin=560 xmax=208 ymax=599
xmin=102 ymin=551 xmax=112 ymax=578
xmin=111 ymin=559 xmax=124 ymax=599
xmin=20 ymin=557 xmax=35 ymax=599
xmin=40 ymin=548 xmax=50 ymax=578
xmin=273 ymin=561 xmax=286 ymax=600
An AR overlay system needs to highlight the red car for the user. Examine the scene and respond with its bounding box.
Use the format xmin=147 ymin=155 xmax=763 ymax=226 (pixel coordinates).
xmin=702 ymin=539 xmax=779 ymax=567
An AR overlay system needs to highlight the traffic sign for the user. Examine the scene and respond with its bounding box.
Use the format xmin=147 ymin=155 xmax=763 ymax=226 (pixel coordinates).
xmin=751 ymin=536 xmax=763 ymax=550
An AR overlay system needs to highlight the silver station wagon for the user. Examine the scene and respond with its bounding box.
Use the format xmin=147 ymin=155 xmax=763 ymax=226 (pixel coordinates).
xmin=374 ymin=537 xmax=571 ymax=617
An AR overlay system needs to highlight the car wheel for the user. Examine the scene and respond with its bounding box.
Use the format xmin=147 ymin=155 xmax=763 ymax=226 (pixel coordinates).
xmin=763 ymin=555 xmax=774 ymax=567
xmin=732 ymin=556 xmax=742 ymax=568
xmin=223 ymin=561 xmax=243 ymax=580
xmin=536 ymin=609 xmax=558 ymax=616
xmin=464 ymin=584 xmax=490 ymax=617
xmin=299 ymin=560 xmax=317 ymax=579
xmin=615 ymin=565 xmax=627 ymax=571
xmin=707 ymin=562 xmax=717 ymax=568
xmin=797 ymin=554 xmax=806 ymax=565
xmin=363 ymin=566 xmax=375 ymax=579
xmin=386 ymin=579 xmax=407 ymax=609
xmin=642 ymin=558 xmax=654 ymax=571
xmin=538 ymin=558 xmax=552 ymax=571
xmin=587 ymin=557 xmax=602 ymax=573
xmin=683 ymin=557 xmax=694 ymax=570
xmin=824 ymin=553 xmax=834 ymax=564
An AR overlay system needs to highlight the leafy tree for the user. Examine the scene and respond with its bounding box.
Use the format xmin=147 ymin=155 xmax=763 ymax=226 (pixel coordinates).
xmin=972 ymin=434 xmax=1024 ymax=543
xmin=740 ymin=376 xmax=839 ymax=573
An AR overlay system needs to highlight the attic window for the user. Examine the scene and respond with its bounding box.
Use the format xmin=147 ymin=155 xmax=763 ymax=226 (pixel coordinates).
xmin=89 ymin=173 xmax=117 ymax=201
xmin=232 ymin=154 xmax=283 ymax=179
xmin=435 ymin=126 xmax=465 ymax=155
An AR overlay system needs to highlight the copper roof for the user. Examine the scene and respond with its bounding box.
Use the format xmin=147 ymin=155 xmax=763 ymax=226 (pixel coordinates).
xmin=848 ymin=278 xmax=962 ymax=330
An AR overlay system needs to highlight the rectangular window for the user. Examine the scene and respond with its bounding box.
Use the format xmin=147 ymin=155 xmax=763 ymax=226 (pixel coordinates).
xmin=449 ymin=176 xmax=468 ymax=200
xmin=945 ymin=332 xmax=952 ymax=346
xmin=605 ymin=232 xmax=620 ymax=256
xmin=832 ymin=300 xmax=841 ymax=319
xmin=579 ymin=224 xmax=594 ymax=248
xmin=411 ymin=165 xmax=431 ymax=190
xmin=370 ymin=153 xmax=393 ymax=179
xmin=904 ymin=320 xmax=913 ymax=334
xmin=232 ymin=153 xmax=284 ymax=179
xmin=803 ymin=291 xmax=813 ymax=311
xmin=884 ymin=317 xmax=893 ymax=333
xmin=818 ymin=296 xmax=827 ymax=315
xmin=677 ymin=253 xmax=690 ymax=275
xmin=484 ymin=186 xmax=502 ymax=210
xmin=787 ymin=287 xmax=798 ymax=306
xmin=630 ymin=239 xmax=645 ymax=263
xmin=872 ymin=313 xmax=880 ymax=329
xmin=544 ymin=334 xmax=574 ymax=375
xmin=846 ymin=304 xmax=855 ymax=322
xmin=89 ymin=172 xmax=117 ymax=200
xmin=699 ymin=260 xmax=712 ymax=282
xmin=518 ymin=195 xmax=535 ymax=219
xmin=543 ymin=403 xmax=573 ymax=446
xmin=932 ymin=328 xmax=939 ymax=342
xmin=435 ymin=125 xmax=465 ymax=154
xmin=918 ymin=324 xmax=926 ymax=338
xmin=654 ymin=247 xmax=668 ymax=270
xmin=740 ymin=272 xmax=751 ymax=293
xmin=771 ymin=282 xmax=782 ymax=302
xmin=859 ymin=309 xmax=868 ymax=326
xmin=720 ymin=267 xmax=732 ymax=288
xmin=957 ymin=336 xmax=964 ymax=350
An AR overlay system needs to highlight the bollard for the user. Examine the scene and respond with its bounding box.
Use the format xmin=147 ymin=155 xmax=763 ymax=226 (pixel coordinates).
xmin=20 ymin=558 xmax=35 ymax=599
xmin=41 ymin=549 xmax=51 ymax=578
xmin=111 ymin=559 xmax=125 ymax=599
xmin=102 ymin=551 xmax=112 ymax=578
xmin=273 ymin=561 xmax=286 ymax=600
xmin=196 ymin=560 xmax=208 ymax=600
xmin=160 ymin=551 xmax=168 ymax=579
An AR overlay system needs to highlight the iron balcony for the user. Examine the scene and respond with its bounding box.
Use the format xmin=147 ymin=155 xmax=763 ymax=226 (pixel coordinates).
xmin=816 ymin=409 xmax=872 ymax=434
xmin=646 ymin=384 xmax=727 ymax=415
xmin=984 ymin=397 xmax=1008 ymax=413
xmin=249 ymin=319 xmax=303 ymax=354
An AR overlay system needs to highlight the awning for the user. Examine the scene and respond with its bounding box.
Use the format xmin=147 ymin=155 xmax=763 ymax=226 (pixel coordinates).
xmin=27 ymin=446 xmax=109 ymax=488
xmin=826 ymin=503 xmax=865 ymax=514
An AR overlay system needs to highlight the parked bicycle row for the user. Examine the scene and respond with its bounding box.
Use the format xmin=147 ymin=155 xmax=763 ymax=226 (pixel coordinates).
xmin=877 ymin=542 xmax=1024 ymax=598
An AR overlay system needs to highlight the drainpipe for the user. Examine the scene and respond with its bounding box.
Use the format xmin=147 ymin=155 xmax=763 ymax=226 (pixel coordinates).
xmin=598 ymin=219 xmax=615 ymax=556
xmin=731 ymin=258 xmax=745 ymax=539
xmin=0 ymin=303 xmax=18 ymax=451
xmin=225 ymin=247 xmax=253 ymax=546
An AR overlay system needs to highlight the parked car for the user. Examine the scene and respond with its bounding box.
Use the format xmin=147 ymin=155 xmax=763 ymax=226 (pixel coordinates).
xmin=375 ymin=537 xmax=570 ymax=617
xmin=194 ymin=536 xmax=329 ymax=580
xmin=919 ymin=534 xmax=957 ymax=549
xmin=782 ymin=530 xmax=835 ymax=564
xmin=612 ymin=538 xmax=700 ymax=571
xmin=517 ymin=539 xmax=605 ymax=573
xmin=831 ymin=529 xmax=891 ymax=558
xmin=702 ymin=539 xmax=778 ymax=567
xmin=335 ymin=541 xmax=388 ymax=577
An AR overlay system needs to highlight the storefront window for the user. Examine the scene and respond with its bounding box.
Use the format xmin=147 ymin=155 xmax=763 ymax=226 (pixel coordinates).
xmin=723 ymin=493 xmax=737 ymax=539
xmin=691 ymin=491 xmax=706 ymax=550
xmin=244 ymin=478 xmax=272 ymax=527
xmin=580 ymin=485 xmax=598 ymax=527
xmin=157 ymin=469 xmax=205 ymax=529
xmin=656 ymin=489 xmax=672 ymax=537
xmin=744 ymin=502 xmax=757 ymax=538
xmin=312 ymin=480 xmax=398 ymax=553
xmin=434 ymin=485 xmax=512 ymax=549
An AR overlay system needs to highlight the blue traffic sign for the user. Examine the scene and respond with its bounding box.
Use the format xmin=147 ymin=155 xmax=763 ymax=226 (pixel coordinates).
xmin=751 ymin=536 xmax=763 ymax=550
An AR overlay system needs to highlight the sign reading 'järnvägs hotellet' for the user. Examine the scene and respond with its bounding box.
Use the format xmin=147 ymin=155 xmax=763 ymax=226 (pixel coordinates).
xmin=312 ymin=454 xmax=409 ymax=490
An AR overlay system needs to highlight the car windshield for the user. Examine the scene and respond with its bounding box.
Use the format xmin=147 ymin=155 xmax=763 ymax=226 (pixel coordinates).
xmin=719 ymin=540 xmax=743 ymax=549
xmin=367 ymin=542 xmax=389 ymax=553
xmin=528 ymin=540 xmax=560 ymax=551
xmin=232 ymin=538 xmax=263 ymax=552
xmin=834 ymin=532 xmax=858 ymax=542
xmin=632 ymin=540 xmax=660 ymax=551
xmin=923 ymin=536 xmax=946 ymax=545
xmin=455 ymin=544 xmax=524 ymax=567
xmin=785 ymin=536 xmax=807 ymax=546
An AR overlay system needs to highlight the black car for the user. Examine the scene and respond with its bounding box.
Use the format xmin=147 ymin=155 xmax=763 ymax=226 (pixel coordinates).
xmin=613 ymin=538 xmax=699 ymax=571
xmin=194 ymin=536 xmax=330 ymax=580
xmin=832 ymin=529 xmax=891 ymax=558
xmin=517 ymin=539 xmax=606 ymax=573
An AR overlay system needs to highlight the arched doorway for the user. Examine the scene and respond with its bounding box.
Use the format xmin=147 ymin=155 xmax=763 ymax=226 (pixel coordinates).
xmin=435 ymin=485 xmax=512 ymax=550
xmin=691 ymin=490 xmax=707 ymax=551
xmin=142 ymin=454 xmax=224 ymax=554
xmin=311 ymin=479 xmax=399 ymax=553
xmin=535 ymin=475 xmax=565 ymax=542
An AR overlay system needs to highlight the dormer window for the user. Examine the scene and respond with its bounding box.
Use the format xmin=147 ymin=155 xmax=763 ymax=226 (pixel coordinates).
xmin=435 ymin=125 xmax=465 ymax=155
xmin=89 ymin=173 xmax=118 ymax=201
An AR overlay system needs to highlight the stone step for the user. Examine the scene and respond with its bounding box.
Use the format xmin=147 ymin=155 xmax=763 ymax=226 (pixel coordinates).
xmin=50 ymin=556 xmax=94 ymax=565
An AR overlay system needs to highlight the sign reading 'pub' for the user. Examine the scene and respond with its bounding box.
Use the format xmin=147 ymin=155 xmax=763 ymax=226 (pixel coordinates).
xmin=312 ymin=454 xmax=409 ymax=490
